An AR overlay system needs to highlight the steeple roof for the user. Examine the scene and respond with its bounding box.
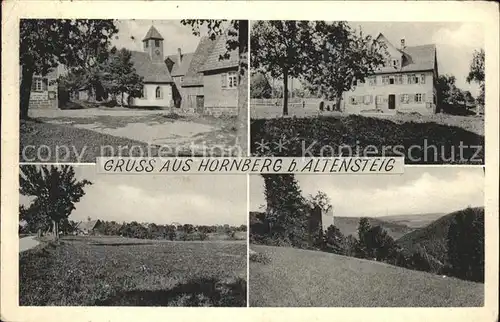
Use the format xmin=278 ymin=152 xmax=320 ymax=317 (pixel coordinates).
xmin=143 ymin=25 xmax=164 ymax=41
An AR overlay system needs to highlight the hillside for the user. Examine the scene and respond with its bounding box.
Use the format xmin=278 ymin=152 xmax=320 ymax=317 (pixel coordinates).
xmin=249 ymin=245 xmax=483 ymax=307
xmin=396 ymin=207 xmax=484 ymax=264
xmin=251 ymin=211 xmax=416 ymax=239
xmin=378 ymin=212 xmax=446 ymax=229
xmin=332 ymin=216 xmax=414 ymax=240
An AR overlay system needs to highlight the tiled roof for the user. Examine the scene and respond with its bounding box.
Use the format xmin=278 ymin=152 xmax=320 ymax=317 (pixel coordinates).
xmin=182 ymin=36 xmax=217 ymax=86
xmin=166 ymin=52 xmax=195 ymax=77
xmin=200 ymin=33 xmax=239 ymax=72
xmin=130 ymin=51 xmax=173 ymax=83
xmin=374 ymin=34 xmax=436 ymax=74
xmin=143 ymin=26 xmax=164 ymax=41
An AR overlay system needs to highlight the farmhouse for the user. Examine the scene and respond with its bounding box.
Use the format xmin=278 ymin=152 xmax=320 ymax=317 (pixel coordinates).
xmin=25 ymin=68 xmax=60 ymax=109
xmin=128 ymin=25 xmax=238 ymax=115
xmin=343 ymin=33 xmax=439 ymax=115
xmin=76 ymin=219 xmax=102 ymax=236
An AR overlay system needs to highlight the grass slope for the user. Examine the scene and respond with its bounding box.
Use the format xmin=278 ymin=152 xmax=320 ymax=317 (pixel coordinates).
xmin=396 ymin=207 xmax=484 ymax=264
xmin=20 ymin=236 xmax=247 ymax=306
xmin=249 ymin=245 xmax=483 ymax=307
xmin=250 ymin=115 xmax=484 ymax=164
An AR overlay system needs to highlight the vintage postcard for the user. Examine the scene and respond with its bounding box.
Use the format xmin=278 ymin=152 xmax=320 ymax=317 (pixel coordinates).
xmin=1 ymin=1 xmax=498 ymax=322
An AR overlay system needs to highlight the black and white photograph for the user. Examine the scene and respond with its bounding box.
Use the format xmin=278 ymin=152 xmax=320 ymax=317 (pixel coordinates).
xmin=19 ymin=165 xmax=247 ymax=306
xmin=249 ymin=168 xmax=485 ymax=307
xmin=250 ymin=21 xmax=485 ymax=164
xmin=19 ymin=19 xmax=248 ymax=163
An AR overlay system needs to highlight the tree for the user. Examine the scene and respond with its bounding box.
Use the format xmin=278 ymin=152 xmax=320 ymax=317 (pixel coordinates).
xmin=19 ymin=19 xmax=118 ymax=119
xmin=447 ymin=207 xmax=484 ymax=282
xmin=357 ymin=217 xmax=371 ymax=258
xmin=19 ymin=165 xmax=92 ymax=240
xmin=103 ymin=48 xmax=144 ymax=105
xmin=250 ymin=72 xmax=272 ymax=99
xmin=466 ymin=48 xmax=485 ymax=113
xmin=323 ymin=225 xmax=346 ymax=255
xmin=181 ymin=19 xmax=248 ymax=155
xmin=302 ymin=21 xmax=387 ymax=111
xmin=307 ymin=191 xmax=332 ymax=213
xmin=363 ymin=226 xmax=397 ymax=261
xmin=261 ymin=174 xmax=309 ymax=247
xmin=251 ymin=21 xmax=315 ymax=116
xmin=436 ymin=74 xmax=470 ymax=111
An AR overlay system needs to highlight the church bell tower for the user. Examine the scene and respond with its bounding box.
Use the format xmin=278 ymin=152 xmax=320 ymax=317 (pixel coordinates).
xmin=142 ymin=25 xmax=164 ymax=63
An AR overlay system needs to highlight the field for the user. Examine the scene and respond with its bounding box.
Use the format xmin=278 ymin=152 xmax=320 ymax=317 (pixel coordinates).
xmin=249 ymin=245 xmax=484 ymax=307
xmin=20 ymin=236 xmax=247 ymax=306
xmin=250 ymin=114 xmax=484 ymax=164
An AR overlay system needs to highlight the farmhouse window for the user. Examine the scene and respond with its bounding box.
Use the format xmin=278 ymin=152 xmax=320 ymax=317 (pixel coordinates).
xmin=155 ymin=86 xmax=162 ymax=99
xmin=368 ymin=77 xmax=376 ymax=86
xmin=145 ymin=41 xmax=149 ymax=48
xmin=415 ymin=93 xmax=425 ymax=103
xmin=363 ymin=95 xmax=372 ymax=105
xmin=142 ymin=85 xmax=147 ymax=99
xmin=392 ymin=59 xmax=399 ymax=68
xmin=382 ymin=76 xmax=389 ymax=85
xmin=227 ymin=72 xmax=238 ymax=88
xmin=402 ymin=74 xmax=407 ymax=84
xmin=32 ymin=77 xmax=46 ymax=92
xmin=350 ymin=96 xmax=357 ymax=105
xmin=221 ymin=73 xmax=228 ymax=88
xmin=376 ymin=95 xmax=384 ymax=105
xmin=400 ymin=94 xmax=409 ymax=104
xmin=420 ymin=74 xmax=426 ymax=84
xmin=389 ymin=76 xmax=395 ymax=85
xmin=395 ymin=75 xmax=403 ymax=84
xmin=155 ymin=40 xmax=160 ymax=47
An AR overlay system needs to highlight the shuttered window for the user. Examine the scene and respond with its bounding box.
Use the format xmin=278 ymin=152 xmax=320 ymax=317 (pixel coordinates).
xmin=420 ymin=74 xmax=426 ymax=84
xmin=32 ymin=77 xmax=44 ymax=92
xmin=221 ymin=73 xmax=228 ymax=88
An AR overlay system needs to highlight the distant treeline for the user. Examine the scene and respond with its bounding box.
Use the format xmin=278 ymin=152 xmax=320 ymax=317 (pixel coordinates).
xmin=21 ymin=219 xmax=247 ymax=242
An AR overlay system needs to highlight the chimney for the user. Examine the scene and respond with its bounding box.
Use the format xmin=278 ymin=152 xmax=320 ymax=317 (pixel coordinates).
xmin=177 ymin=48 xmax=182 ymax=65
xmin=400 ymin=38 xmax=406 ymax=49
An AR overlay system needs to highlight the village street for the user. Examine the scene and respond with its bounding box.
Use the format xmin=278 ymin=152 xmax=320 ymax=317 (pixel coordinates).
xmin=19 ymin=236 xmax=39 ymax=252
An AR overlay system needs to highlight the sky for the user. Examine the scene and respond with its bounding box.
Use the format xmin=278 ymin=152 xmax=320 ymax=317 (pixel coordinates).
xmin=112 ymin=20 xmax=210 ymax=57
xmin=20 ymin=166 xmax=247 ymax=226
xmin=249 ymin=167 xmax=484 ymax=217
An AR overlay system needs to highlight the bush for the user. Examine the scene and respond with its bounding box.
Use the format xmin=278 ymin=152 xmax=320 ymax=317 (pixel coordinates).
xmin=250 ymin=115 xmax=484 ymax=164
xmin=249 ymin=250 xmax=271 ymax=264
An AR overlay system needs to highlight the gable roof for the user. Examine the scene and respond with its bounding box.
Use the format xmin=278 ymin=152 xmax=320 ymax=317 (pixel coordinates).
xmin=143 ymin=26 xmax=164 ymax=41
xmin=182 ymin=36 xmax=218 ymax=86
xmin=166 ymin=52 xmax=195 ymax=77
xmin=374 ymin=33 xmax=436 ymax=74
xmin=77 ymin=220 xmax=100 ymax=231
xmin=200 ymin=34 xmax=239 ymax=72
xmin=130 ymin=51 xmax=173 ymax=83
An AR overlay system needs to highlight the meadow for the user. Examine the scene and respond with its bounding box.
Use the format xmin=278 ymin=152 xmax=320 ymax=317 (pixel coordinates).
xmin=249 ymin=245 xmax=484 ymax=307
xmin=19 ymin=236 xmax=247 ymax=306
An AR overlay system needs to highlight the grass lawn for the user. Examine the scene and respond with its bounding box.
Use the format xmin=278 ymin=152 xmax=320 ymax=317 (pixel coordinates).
xmin=20 ymin=236 xmax=247 ymax=306
xmin=249 ymin=245 xmax=483 ymax=307
xmin=20 ymin=120 xmax=161 ymax=162
xmin=250 ymin=114 xmax=484 ymax=164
